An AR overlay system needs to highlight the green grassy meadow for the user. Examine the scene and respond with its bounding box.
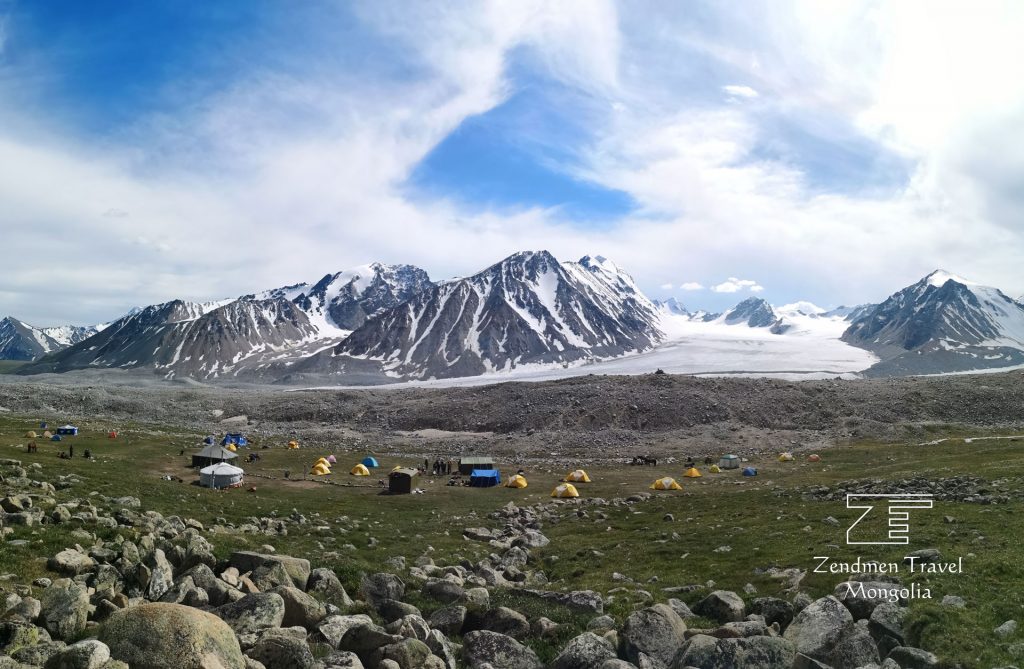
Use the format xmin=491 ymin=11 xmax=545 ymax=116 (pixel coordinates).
xmin=3 ymin=414 xmax=1024 ymax=667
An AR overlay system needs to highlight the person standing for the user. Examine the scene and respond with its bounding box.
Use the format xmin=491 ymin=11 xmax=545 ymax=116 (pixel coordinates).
xmin=69 ymin=444 xmax=74 ymax=458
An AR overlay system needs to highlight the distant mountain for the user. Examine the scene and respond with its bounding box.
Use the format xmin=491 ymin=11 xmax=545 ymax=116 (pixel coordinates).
xmin=0 ymin=317 xmax=104 ymax=361
xmin=717 ymin=297 xmax=791 ymax=333
xmin=842 ymin=270 xmax=1024 ymax=376
xmin=322 ymin=251 xmax=663 ymax=380
xmin=653 ymin=297 xmax=689 ymax=316
xmin=822 ymin=304 xmax=874 ymax=321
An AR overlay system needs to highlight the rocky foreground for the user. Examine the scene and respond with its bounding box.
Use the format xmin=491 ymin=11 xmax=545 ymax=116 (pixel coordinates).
xmin=0 ymin=457 xmax=945 ymax=669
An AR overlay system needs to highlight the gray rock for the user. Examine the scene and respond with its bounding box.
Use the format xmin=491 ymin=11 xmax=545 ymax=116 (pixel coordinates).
xmin=322 ymin=651 xmax=365 ymax=669
xmin=834 ymin=581 xmax=901 ymax=619
xmin=619 ymin=603 xmax=688 ymax=667
xmin=749 ymin=597 xmax=794 ymax=629
xmin=361 ymin=573 xmax=406 ymax=607
xmin=42 ymin=640 xmax=111 ymax=669
xmin=339 ymin=623 xmax=403 ymax=652
xmin=11 ymin=641 xmax=67 ymax=667
xmin=39 ymin=579 xmax=90 ymax=642
xmin=216 ymin=592 xmax=287 ymax=635
xmin=665 ymin=599 xmax=694 ymax=621
xmin=693 ymin=591 xmax=746 ymax=623
xmin=249 ymin=631 xmax=315 ymax=669
xmin=382 ymin=637 xmax=432 ymax=669
xmin=551 ymin=633 xmax=616 ymax=669
xmin=378 ymin=600 xmax=424 ymax=624
xmin=386 ymin=615 xmax=432 ymax=642
xmin=588 ymin=615 xmax=616 ymax=632
xmin=230 ymin=551 xmax=311 ymax=590
xmin=0 ymin=620 xmax=52 ymax=654
xmin=514 ymin=589 xmax=603 ymax=614
xmin=423 ymin=579 xmax=465 ymax=605
xmin=144 ymin=549 xmax=175 ymax=601
xmin=671 ymin=635 xmax=796 ymax=669
xmin=462 ymin=630 xmax=543 ymax=669
xmin=886 ymin=646 xmax=939 ymax=668
xmin=424 ymin=629 xmax=459 ymax=669
xmin=308 ymin=568 xmax=354 ymax=607
xmin=830 ymin=624 xmax=879 ymax=669
xmin=318 ymin=614 xmax=375 ymax=649
xmin=996 ymin=620 xmax=1019 ymax=638
xmin=474 ymin=607 xmax=530 ymax=640
xmin=429 ymin=606 xmax=467 ymax=636
xmin=271 ymin=586 xmax=326 ymax=629
xmin=868 ymin=604 xmax=906 ymax=645
xmin=98 ymin=602 xmax=245 ymax=669
xmin=47 ymin=549 xmax=95 ymax=577
xmin=940 ymin=595 xmax=965 ymax=609
xmin=782 ymin=596 xmax=852 ymax=661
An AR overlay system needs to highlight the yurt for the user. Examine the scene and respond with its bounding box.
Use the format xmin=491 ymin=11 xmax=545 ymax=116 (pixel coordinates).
xmin=808 ymin=454 xmax=821 ymax=462
xmin=708 ymin=464 xmax=721 ymax=473
xmin=505 ymin=474 xmax=528 ymax=489
xmin=351 ymin=463 xmax=370 ymax=476
xmin=192 ymin=444 xmax=238 ymax=469
xmin=199 ymin=463 xmax=244 ymax=489
xmin=563 ymin=469 xmax=591 ymax=483
xmin=683 ymin=467 xmax=702 ymax=478
xmin=650 ymin=477 xmax=683 ymax=491
xmin=778 ymin=452 xmax=794 ymax=462
xmin=551 ymin=483 xmax=580 ymax=498
xmin=742 ymin=467 xmax=758 ymax=477
xmin=287 ymin=440 xmax=300 ymax=450
xmin=718 ymin=454 xmax=740 ymax=469
xmin=362 ymin=456 xmax=380 ymax=468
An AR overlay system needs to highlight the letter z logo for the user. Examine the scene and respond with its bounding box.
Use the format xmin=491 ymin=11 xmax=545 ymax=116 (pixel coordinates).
xmin=846 ymin=493 xmax=933 ymax=545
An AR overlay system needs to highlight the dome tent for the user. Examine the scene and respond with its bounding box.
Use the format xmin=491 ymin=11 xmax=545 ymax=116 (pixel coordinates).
xmin=808 ymin=454 xmax=821 ymax=462
xmin=327 ymin=455 xmax=337 ymax=464
xmin=24 ymin=431 xmax=37 ymax=439
xmin=650 ymin=477 xmax=682 ymax=491
xmin=351 ymin=463 xmax=370 ymax=476
xmin=287 ymin=440 xmax=300 ymax=449
xmin=551 ymin=483 xmax=579 ymax=498
xmin=683 ymin=467 xmax=702 ymax=478
xmin=199 ymin=463 xmax=244 ymax=489
xmin=505 ymin=474 xmax=528 ymax=488
xmin=708 ymin=464 xmax=721 ymax=473
xmin=563 ymin=469 xmax=591 ymax=483
xmin=778 ymin=452 xmax=794 ymax=462
xmin=362 ymin=456 xmax=379 ymax=468
xmin=742 ymin=467 xmax=758 ymax=477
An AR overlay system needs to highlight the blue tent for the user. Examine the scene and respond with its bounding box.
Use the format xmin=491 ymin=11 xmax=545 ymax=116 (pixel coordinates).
xmin=742 ymin=467 xmax=757 ymax=477
xmin=470 ymin=469 xmax=501 ymax=487
xmin=51 ymin=434 xmax=62 ymax=442
xmin=203 ymin=435 xmax=215 ymax=445
xmin=362 ymin=456 xmax=379 ymax=468
xmin=221 ymin=433 xmax=248 ymax=447
xmin=40 ymin=422 xmax=47 ymax=429
xmin=56 ymin=425 xmax=79 ymax=436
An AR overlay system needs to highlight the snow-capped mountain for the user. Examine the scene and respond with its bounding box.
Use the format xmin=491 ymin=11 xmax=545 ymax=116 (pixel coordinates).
xmin=653 ymin=297 xmax=689 ymax=316
xmin=0 ymin=317 xmax=105 ymax=361
xmin=324 ymin=251 xmax=663 ymax=380
xmin=842 ymin=270 xmax=1024 ymax=376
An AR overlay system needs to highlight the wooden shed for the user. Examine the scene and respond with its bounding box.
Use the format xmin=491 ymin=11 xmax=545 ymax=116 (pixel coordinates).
xmin=458 ymin=456 xmax=495 ymax=475
xmin=389 ymin=468 xmax=420 ymax=494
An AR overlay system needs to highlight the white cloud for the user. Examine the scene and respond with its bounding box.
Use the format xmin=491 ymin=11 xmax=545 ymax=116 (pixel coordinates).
xmin=723 ymin=84 xmax=758 ymax=99
xmin=659 ymin=282 xmax=674 ymax=290
xmin=680 ymin=282 xmax=704 ymax=291
xmin=711 ymin=278 xmax=764 ymax=294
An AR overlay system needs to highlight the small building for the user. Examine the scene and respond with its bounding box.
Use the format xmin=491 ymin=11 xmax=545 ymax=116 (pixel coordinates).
xmin=199 ymin=463 xmax=244 ymax=489
xmin=459 ymin=456 xmax=495 ymax=475
xmin=192 ymin=444 xmax=239 ymax=469
xmin=718 ymin=454 xmax=741 ymax=470
xmin=221 ymin=433 xmax=248 ymax=447
xmin=470 ymin=469 xmax=501 ymax=487
xmin=389 ymin=468 xmax=420 ymax=494
xmin=56 ymin=425 xmax=79 ymax=436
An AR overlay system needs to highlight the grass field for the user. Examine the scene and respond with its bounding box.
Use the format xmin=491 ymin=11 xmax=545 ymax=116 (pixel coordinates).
xmin=0 ymin=360 xmax=28 ymax=374
xmin=3 ymin=415 xmax=1024 ymax=667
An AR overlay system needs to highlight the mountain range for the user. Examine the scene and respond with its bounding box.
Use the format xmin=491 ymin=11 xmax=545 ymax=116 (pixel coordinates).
xmin=5 ymin=254 xmax=1024 ymax=383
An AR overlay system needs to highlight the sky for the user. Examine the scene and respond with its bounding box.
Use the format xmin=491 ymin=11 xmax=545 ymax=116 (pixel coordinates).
xmin=2 ymin=0 xmax=1024 ymax=326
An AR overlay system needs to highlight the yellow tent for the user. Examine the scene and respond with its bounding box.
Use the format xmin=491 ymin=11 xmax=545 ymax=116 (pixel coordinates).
xmin=350 ymin=464 xmax=370 ymax=476
xmin=563 ymin=469 xmax=591 ymax=483
xmin=708 ymin=464 xmax=721 ymax=473
xmin=650 ymin=477 xmax=683 ymax=491
xmin=24 ymin=431 xmax=37 ymax=439
xmin=287 ymin=440 xmax=300 ymax=449
xmin=551 ymin=483 xmax=579 ymax=498
xmin=310 ymin=464 xmax=331 ymax=476
xmin=42 ymin=431 xmax=52 ymax=438
xmin=505 ymin=474 xmax=528 ymax=488
xmin=227 ymin=444 xmax=238 ymax=452
xmin=683 ymin=467 xmax=702 ymax=478
xmin=314 ymin=457 xmax=330 ymax=467
xmin=391 ymin=465 xmax=403 ymax=472
xmin=778 ymin=452 xmax=794 ymax=462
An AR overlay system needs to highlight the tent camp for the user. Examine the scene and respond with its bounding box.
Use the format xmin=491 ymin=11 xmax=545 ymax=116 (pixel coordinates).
xmin=742 ymin=467 xmax=758 ymax=477
xmin=459 ymin=456 xmax=495 ymax=475
xmin=718 ymin=454 xmax=740 ymax=469
xmin=192 ymin=445 xmax=239 ymax=469
xmin=56 ymin=425 xmax=78 ymax=436
xmin=389 ymin=468 xmax=420 ymax=494
xmin=683 ymin=467 xmax=702 ymax=478
xmin=808 ymin=454 xmax=821 ymax=462
xmin=24 ymin=431 xmax=36 ymax=439
xmin=287 ymin=440 xmax=300 ymax=449
xmin=563 ymin=469 xmax=591 ymax=483
xmin=203 ymin=436 xmax=215 ymax=445
xmin=42 ymin=431 xmax=52 ymax=439
xmin=778 ymin=452 xmax=794 ymax=462
xmin=505 ymin=474 xmax=528 ymax=489
xmin=708 ymin=464 xmax=721 ymax=473
xmin=221 ymin=433 xmax=248 ymax=447
xmin=350 ymin=463 xmax=370 ymax=476
xmin=470 ymin=469 xmax=501 ymax=487
xmin=361 ymin=456 xmax=379 ymax=468
xmin=650 ymin=477 xmax=683 ymax=491
xmin=551 ymin=483 xmax=580 ymax=498
xmin=199 ymin=463 xmax=244 ymax=489
xmin=311 ymin=462 xmax=331 ymax=476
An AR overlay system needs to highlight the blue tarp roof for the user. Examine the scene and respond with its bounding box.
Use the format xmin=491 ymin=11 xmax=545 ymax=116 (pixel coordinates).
xmin=221 ymin=434 xmax=248 ymax=446
xmin=470 ymin=469 xmax=501 ymax=487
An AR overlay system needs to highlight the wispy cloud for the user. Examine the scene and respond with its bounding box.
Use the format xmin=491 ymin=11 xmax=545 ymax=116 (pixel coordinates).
xmin=723 ymin=84 xmax=758 ymax=99
xmin=711 ymin=278 xmax=764 ymax=294
xmin=680 ymin=282 xmax=704 ymax=291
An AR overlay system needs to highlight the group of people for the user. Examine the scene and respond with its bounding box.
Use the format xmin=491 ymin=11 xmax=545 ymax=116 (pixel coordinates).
xmin=425 ymin=458 xmax=454 ymax=475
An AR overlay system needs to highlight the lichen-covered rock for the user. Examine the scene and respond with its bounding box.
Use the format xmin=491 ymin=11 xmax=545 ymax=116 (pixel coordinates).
xmin=361 ymin=573 xmax=406 ymax=607
xmin=551 ymin=633 xmax=616 ymax=669
xmin=671 ymin=635 xmax=796 ymax=669
xmin=98 ymin=602 xmax=245 ymax=669
xmin=216 ymin=593 xmax=286 ymax=635
xmin=782 ymin=596 xmax=853 ymax=662
xmin=619 ymin=604 xmax=688 ymax=667
xmin=249 ymin=631 xmax=316 ymax=669
xmin=47 ymin=549 xmax=95 ymax=577
xmin=270 ymin=586 xmax=326 ymax=629
xmin=38 ymin=580 xmax=89 ymax=642
xmin=229 ymin=552 xmax=311 ymax=590
xmin=693 ymin=591 xmax=746 ymax=624
xmin=42 ymin=639 xmax=111 ymax=669
xmin=462 ymin=630 xmax=542 ymax=669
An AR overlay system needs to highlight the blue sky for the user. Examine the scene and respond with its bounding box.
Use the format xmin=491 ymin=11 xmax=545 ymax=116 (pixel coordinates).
xmin=2 ymin=0 xmax=1024 ymax=325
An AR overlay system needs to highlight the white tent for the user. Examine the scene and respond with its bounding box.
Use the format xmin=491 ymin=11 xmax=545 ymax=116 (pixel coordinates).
xmin=199 ymin=463 xmax=245 ymax=489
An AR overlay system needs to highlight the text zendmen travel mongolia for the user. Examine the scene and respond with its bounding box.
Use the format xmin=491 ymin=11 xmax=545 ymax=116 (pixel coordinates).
xmin=812 ymin=556 xmax=965 ymax=602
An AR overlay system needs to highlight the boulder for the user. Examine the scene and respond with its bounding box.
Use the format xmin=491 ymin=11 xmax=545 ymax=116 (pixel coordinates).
xmin=462 ymin=630 xmax=543 ymax=669
xmin=473 ymin=607 xmax=530 ymax=640
xmin=422 ymin=579 xmax=465 ymax=605
xmin=0 ymin=620 xmax=52 ymax=653
xmin=249 ymin=631 xmax=316 ymax=669
xmin=830 ymin=624 xmax=879 ymax=669
xmin=318 ymin=614 xmax=374 ymax=649
xmin=386 ymin=615 xmax=432 ymax=642
xmin=216 ymin=593 xmax=286 ymax=635
xmin=11 ymin=640 xmax=66 ymax=666
xmin=378 ymin=600 xmax=423 ymax=624
xmin=42 ymin=640 xmax=111 ymax=669
xmin=868 ymin=604 xmax=906 ymax=645
xmin=39 ymin=579 xmax=90 ymax=641
xmin=145 ymin=549 xmax=175 ymax=601
xmin=551 ymin=633 xmax=616 ymax=669
xmin=339 ymin=623 xmax=404 ymax=653
xmin=887 ymin=646 xmax=939 ymax=668
xmin=834 ymin=581 xmax=902 ymax=620
xmin=308 ymin=568 xmax=354 ymax=607
xmin=619 ymin=604 xmax=688 ymax=667
xmin=98 ymin=602 xmax=245 ymax=669
xmin=322 ymin=651 xmax=365 ymax=669
xmin=229 ymin=552 xmax=311 ymax=590
xmin=782 ymin=596 xmax=852 ymax=662
xmin=671 ymin=635 xmax=796 ymax=669
xmin=271 ymin=586 xmax=326 ymax=629
xmin=749 ymin=597 xmax=794 ymax=629
xmin=428 ymin=606 xmax=467 ymax=636
xmin=693 ymin=591 xmax=746 ymax=623
xmin=381 ymin=638 xmax=432 ymax=669
xmin=361 ymin=573 xmax=406 ymax=607
xmin=47 ymin=549 xmax=95 ymax=577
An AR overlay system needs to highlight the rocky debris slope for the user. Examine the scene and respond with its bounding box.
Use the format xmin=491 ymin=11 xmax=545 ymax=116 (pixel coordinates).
xmin=802 ymin=476 xmax=1024 ymax=504
xmin=1 ymin=459 xmax=943 ymax=669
